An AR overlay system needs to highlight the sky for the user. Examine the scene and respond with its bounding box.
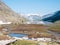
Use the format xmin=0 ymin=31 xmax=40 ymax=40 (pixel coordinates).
xmin=3 ymin=0 xmax=60 ymax=16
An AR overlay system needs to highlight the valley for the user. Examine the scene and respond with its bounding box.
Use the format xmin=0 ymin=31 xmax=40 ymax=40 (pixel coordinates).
xmin=0 ymin=0 xmax=60 ymax=45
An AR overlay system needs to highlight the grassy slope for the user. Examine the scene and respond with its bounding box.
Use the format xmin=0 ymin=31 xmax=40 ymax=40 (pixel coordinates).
xmin=10 ymin=40 xmax=37 ymax=45
xmin=9 ymin=40 xmax=60 ymax=45
xmin=48 ymin=21 xmax=60 ymax=33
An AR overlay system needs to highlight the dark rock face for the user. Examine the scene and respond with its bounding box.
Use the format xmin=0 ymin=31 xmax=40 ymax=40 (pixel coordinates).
xmin=42 ymin=10 xmax=60 ymax=22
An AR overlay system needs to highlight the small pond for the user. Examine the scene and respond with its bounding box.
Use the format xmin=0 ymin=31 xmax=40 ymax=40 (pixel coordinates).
xmin=9 ymin=33 xmax=27 ymax=38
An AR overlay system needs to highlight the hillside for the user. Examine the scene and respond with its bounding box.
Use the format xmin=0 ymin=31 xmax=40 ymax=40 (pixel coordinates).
xmin=0 ymin=1 xmax=26 ymax=24
xmin=42 ymin=10 xmax=60 ymax=22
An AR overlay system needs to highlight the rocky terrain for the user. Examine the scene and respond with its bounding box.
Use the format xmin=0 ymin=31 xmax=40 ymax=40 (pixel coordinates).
xmin=0 ymin=0 xmax=26 ymax=24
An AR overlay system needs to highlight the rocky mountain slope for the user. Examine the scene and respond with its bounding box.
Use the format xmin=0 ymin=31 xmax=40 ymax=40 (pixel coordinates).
xmin=0 ymin=1 xmax=26 ymax=24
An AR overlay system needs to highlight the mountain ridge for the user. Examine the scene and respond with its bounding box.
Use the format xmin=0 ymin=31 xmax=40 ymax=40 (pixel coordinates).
xmin=42 ymin=10 xmax=60 ymax=22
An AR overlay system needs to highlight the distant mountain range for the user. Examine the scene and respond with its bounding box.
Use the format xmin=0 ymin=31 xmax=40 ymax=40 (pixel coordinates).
xmin=26 ymin=10 xmax=60 ymax=24
xmin=27 ymin=15 xmax=41 ymax=21
xmin=25 ymin=15 xmax=52 ymax=24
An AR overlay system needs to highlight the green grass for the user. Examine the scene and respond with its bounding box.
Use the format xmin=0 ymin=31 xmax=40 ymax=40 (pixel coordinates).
xmin=9 ymin=40 xmax=38 ymax=45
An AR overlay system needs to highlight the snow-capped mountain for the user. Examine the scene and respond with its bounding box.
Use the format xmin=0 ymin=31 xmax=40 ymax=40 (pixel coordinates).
xmin=27 ymin=15 xmax=41 ymax=21
xmin=25 ymin=10 xmax=60 ymax=24
xmin=25 ymin=15 xmax=52 ymax=24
